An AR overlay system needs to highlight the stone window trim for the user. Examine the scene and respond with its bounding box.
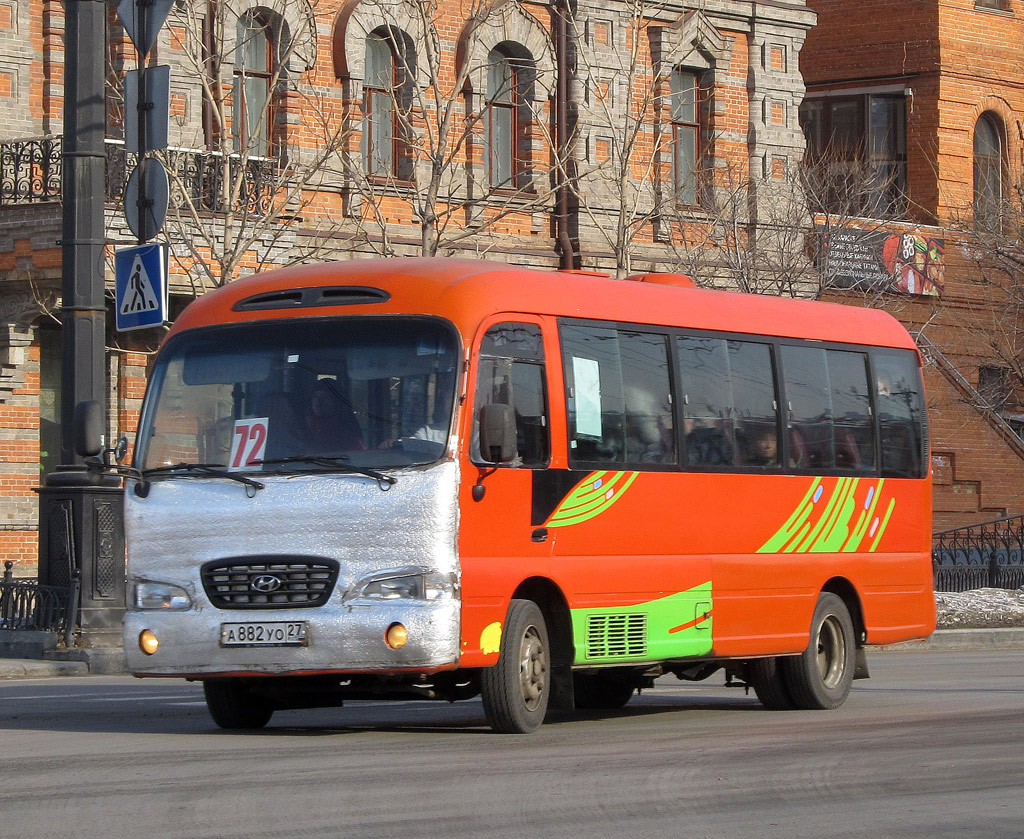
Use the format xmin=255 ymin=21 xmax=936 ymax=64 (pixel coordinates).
xmin=649 ymin=9 xmax=726 ymax=211
xmin=454 ymin=3 xmax=555 ymax=200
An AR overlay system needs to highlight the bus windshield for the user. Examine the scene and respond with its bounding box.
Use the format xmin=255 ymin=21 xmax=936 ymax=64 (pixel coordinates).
xmin=135 ymin=317 xmax=460 ymax=472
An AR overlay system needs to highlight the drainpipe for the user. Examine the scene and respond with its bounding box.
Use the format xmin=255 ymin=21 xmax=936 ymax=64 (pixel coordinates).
xmin=554 ymin=0 xmax=578 ymax=269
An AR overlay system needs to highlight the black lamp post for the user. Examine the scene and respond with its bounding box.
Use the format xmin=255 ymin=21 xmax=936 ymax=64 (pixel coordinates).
xmin=36 ymin=0 xmax=125 ymax=641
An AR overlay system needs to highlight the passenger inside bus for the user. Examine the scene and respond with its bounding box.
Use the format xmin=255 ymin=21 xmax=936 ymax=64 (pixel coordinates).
xmin=744 ymin=426 xmax=779 ymax=466
xmin=379 ymin=373 xmax=453 ymax=457
xmin=685 ymin=420 xmax=734 ymax=466
xmin=304 ymin=379 xmax=364 ymax=453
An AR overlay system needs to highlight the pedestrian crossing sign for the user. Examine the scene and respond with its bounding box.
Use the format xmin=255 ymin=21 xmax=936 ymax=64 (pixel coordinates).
xmin=115 ymin=243 xmax=169 ymax=332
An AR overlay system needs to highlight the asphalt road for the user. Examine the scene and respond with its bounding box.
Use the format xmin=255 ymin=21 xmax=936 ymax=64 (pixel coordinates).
xmin=0 ymin=650 xmax=1021 ymax=839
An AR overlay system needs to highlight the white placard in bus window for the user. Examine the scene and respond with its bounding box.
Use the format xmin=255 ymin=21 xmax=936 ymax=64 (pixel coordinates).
xmin=573 ymin=357 xmax=602 ymax=438
xmin=228 ymin=417 xmax=269 ymax=471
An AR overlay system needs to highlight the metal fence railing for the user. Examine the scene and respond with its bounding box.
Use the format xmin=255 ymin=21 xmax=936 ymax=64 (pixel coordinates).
xmin=0 ymin=561 xmax=78 ymax=647
xmin=0 ymin=135 xmax=277 ymax=215
xmin=933 ymin=514 xmax=1024 ymax=592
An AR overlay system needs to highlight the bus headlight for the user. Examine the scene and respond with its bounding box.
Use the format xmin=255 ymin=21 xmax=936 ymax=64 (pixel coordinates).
xmin=346 ymin=568 xmax=458 ymax=602
xmin=134 ymin=581 xmax=192 ymax=610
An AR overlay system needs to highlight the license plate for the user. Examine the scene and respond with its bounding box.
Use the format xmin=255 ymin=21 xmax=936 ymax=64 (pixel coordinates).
xmin=220 ymin=621 xmax=308 ymax=647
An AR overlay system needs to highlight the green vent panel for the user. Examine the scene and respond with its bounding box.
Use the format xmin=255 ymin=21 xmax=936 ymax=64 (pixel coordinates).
xmin=585 ymin=613 xmax=647 ymax=659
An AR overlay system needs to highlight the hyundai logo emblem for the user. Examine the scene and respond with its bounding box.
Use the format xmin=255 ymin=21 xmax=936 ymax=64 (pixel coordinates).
xmin=251 ymin=574 xmax=283 ymax=593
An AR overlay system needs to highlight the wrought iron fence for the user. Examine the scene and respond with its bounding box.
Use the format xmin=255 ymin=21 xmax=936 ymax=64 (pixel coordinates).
xmin=0 ymin=135 xmax=277 ymax=214
xmin=0 ymin=562 xmax=79 ymax=646
xmin=933 ymin=514 xmax=1024 ymax=592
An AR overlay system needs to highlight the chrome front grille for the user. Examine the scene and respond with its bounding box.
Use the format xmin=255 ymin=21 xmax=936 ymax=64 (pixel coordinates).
xmin=200 ymin=557 xmax=339 ymax=609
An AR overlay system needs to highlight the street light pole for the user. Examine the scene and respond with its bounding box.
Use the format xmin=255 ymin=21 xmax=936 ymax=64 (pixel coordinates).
xmin=59 ymin=0 xmax=107 ymax=465
xmin=35 ymin=0 xmax=126 ymax=645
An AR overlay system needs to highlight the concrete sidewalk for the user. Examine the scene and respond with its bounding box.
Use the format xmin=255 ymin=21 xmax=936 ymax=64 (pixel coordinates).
xmin=0 ymin=628 xmax=1021 ymax=680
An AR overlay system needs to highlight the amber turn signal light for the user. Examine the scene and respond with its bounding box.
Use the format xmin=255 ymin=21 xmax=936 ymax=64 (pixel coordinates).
xmin=139 ymin=629 xmax=159 ymax=655
xmin=385 ymin=623 xmax=408 ymax=649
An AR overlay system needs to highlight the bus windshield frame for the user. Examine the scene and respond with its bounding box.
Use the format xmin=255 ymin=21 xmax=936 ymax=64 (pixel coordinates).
xmin=134 ymin=315 xmax=461 ymax=473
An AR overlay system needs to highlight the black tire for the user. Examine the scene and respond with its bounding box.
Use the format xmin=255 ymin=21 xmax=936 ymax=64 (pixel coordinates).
xmin=203 ymin=679 xmax=274 ymax=729
xmin=573 ymin=673 xmax=636 ymax=710
xmin=480 ymin=599 xmax=550 ymax=733
xmin=780 ymin=592 xmax=856 ymax=710
xmin=746 ymin=657 xmax=797 ymax=710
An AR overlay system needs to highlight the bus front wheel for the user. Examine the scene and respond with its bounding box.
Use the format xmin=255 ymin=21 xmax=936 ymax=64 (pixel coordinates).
xmin=781 ymin=593 xmax=856 ymax=710
xmin=480 ymin=599 xmax=550 ymax=734
xmin=203 ymin=678 xmax=274 ymax=729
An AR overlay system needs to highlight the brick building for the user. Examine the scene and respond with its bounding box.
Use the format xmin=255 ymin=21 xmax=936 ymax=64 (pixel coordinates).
xmin=801 ymin=0 xmax=1024 ymax=530
xmin=0 ymin=0 xmax=818 ymax=570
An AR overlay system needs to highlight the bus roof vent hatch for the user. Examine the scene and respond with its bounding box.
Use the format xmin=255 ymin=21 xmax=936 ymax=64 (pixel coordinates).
xmin=233 ymin=286 xmax=391 ymax=312
xmin=624 ymin=272 xmax=696 ymax=288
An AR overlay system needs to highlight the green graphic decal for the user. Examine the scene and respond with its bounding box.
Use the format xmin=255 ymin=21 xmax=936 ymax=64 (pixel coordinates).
xmin=570 ymin=582 xmax=713 ymax=664
xmin=758 ymin=477 xmax=894 ymax=554
xmin=545 ymin=470 xmax=640 ymax=528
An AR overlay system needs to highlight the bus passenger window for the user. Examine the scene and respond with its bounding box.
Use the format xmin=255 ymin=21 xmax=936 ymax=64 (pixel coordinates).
xmin=729 ymin=340 xmax=777 ymax=468
xmin=676 ymin=336 xmax=776 ymax=469
xmin=875 ymin=350 xmax=926 ymax=478
xmin=827 ymin=350 xmax=874 ymax=471
xmin=781 ymin=346 xmax=834 ymax=470
xmin=561 ymin=324 xmax=673 ymax=467
xmin=472 ymin=323 xmax=549 ymax=467
xmin=677 ymin=336 xmax=734 ymax=466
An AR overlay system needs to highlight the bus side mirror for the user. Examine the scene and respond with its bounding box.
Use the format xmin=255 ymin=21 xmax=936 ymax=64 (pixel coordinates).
xmin=478 ymin=403 xmax=517 ymax=464
xmin=74 ymin=400 xmax=104 ymax=458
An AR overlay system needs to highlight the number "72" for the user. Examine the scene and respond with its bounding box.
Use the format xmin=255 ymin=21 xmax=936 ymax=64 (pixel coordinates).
xmin=229 ymin=418 xmax=269 ymax=470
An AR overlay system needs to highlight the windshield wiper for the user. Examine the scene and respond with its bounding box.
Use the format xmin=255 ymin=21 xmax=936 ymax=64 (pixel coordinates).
xmin=138 ymin=462 xmax=265 ymax=497
xmin=256 ymin=456 xmax=397 ymax=489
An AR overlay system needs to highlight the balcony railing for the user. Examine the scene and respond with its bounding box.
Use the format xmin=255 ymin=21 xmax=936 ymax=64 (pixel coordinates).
xmin=0 ymin=135 xmax=276 ymax=214
xmin=0 ymin=136 xmax=62 ymax=202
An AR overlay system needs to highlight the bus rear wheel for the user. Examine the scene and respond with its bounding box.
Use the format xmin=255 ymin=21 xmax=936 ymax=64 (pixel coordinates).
xmin=203 ymin=678 xmax=274 ymax=729
xmin=746 ymin=657 xmax=796 ymax=710
xmin=781 ymin=592 xmax=855 ymax=710
xmin=480 ymin=599 xmax=550 ymax=734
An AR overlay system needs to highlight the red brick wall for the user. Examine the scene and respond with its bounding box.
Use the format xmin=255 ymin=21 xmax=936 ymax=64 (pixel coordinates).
xmin=806 ymin=0 xmax=1024 ymax=530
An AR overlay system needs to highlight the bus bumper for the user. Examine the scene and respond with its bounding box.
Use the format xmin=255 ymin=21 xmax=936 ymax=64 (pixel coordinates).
xmin=123 ymin=599 xmax=461 ymax=677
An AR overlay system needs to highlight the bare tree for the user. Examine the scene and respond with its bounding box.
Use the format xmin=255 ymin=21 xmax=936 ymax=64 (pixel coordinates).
xmin=568 ymin=0 xmax=672 ymax=278
xmin=660 ymin=161 xmax=817 ymax=296
xmin=135 ymin=0 xmax=354 ymax=294
xmin=944 ymin=190 xmax=1024 ymax=412
xmin=336 ymin=0 xmax=562 ymax=258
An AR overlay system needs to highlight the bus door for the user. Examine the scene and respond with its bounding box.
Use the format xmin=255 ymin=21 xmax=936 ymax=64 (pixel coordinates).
xmin=458 ymin=318 xmax=556 ymax=665
xmin=548 ymin=321 xmax=713 ymax=666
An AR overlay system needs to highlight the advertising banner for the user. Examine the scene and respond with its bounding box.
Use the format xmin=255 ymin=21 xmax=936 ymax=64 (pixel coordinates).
xmin=817 ymin=225 xmax=944 ymax=297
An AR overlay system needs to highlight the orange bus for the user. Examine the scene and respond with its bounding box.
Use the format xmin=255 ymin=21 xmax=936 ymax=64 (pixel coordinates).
xmin=118 ymin=257 xmax=934 ymax=733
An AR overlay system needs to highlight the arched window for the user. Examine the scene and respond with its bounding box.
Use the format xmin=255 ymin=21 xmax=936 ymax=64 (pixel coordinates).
xmin=234 ymin=11 xmax=275 ymax=157
xmin=974 ymin=113 xmax=1004 ymax=228
xmin=670 ymin=69 xmax=700 ymax=205
xmin=486 ymin=47 xmax=530 ymax=188
xmin=364 ymin=29 xmax=413 ymax=179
